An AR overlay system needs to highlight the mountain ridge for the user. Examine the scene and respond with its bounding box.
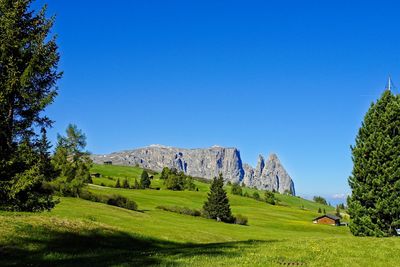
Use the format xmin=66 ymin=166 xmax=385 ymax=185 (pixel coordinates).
xmin=92 ymin=145 xmax=295 ymax=195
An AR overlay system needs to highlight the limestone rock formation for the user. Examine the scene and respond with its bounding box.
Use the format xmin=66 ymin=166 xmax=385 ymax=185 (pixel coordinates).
xmin=92 ymin=145 xmax=295 ymax=195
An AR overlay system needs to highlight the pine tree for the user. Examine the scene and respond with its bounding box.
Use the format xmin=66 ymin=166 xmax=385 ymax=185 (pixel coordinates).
xmin=323 ymin=208 xmax=326 ymax=214
xmin=0 ymin=0 xmax=61 ymax=211
xmin=203 ymin=174 xmax=233 ymax=223
xmin=318 ymin=207 xmax=322 ymax=213
xmin=140 ymin=170 xmax=151 ymax=189
xmin=115 ymin=178 xmax=121 ymax=188
xmin=348 ymin=90 xmax=400 ymax=237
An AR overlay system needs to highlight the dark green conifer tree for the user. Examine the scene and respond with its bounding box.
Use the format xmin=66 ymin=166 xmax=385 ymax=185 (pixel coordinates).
xmin=348 ymin=89 xmax=400 ymax=237
xmin=0 ymin=0 xmax=62 ymax=211
xmin=140 ymin=170 xmax=151 ymax=189
xmin=203 ymin=174 xmax=233 ymax=222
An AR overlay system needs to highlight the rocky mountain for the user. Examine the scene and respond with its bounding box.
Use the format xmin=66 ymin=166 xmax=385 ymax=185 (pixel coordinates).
xmin=92 ymin=145 xmax=295 ymax=195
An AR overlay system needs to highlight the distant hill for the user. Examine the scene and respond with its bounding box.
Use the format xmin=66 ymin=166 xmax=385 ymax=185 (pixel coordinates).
xmin=92 ymin=145 xmax=295 ymax=195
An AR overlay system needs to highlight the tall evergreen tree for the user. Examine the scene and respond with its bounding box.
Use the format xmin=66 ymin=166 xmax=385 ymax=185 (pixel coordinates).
xmin=203 ymin=174 xmax=233 ymax=222
xmin=0 ymin=0 xmax=61 ymax=211
xmin=348 ymin=90 xmax=400 ymax=237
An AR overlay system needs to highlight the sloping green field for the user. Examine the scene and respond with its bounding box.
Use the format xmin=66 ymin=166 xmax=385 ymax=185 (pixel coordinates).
xmin=1 ymin=164 xmax=399 ymax=266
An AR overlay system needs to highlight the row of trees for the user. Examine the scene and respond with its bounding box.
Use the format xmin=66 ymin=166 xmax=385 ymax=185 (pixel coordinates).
xmin=230 ymin=182 xmax=276 ymax=205
xmin=115 ymin=170 xmax=151 ymax=189
xmin=160 ymin=167 xmax=196 ymax=191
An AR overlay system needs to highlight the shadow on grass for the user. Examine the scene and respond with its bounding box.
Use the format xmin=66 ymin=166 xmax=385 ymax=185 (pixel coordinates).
xmin=1 ymin=223 xmax=278 ymax=267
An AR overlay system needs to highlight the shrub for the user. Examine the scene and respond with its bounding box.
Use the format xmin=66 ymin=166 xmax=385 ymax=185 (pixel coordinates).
xmin=265 ymin=190 xmax=276 ymax=205
xmin=79 ymin=190 xmax=138 ymax=211
xmin=252 ymin=191 xmax=260 ymax=200
xmin=107 ymin=194 xmax=137 ymax=210
xmin=231 ymin=183 xmax=243 ymax=196
xmin=234 ymin=214 xmax=248 ymax=225
xmin=156 ymin=205 xmax=201 ymax=217
xmin=243 ymin=192 xmax=250 ymax=198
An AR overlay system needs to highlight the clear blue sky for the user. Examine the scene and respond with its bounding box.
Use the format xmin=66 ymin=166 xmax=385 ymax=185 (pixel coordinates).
xmin=35 ymin=1 xmax=400 ymax=201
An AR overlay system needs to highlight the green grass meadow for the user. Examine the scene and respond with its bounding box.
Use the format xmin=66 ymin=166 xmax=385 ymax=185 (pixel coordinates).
xmin=1 ymin=164 xmax=399 ymax=266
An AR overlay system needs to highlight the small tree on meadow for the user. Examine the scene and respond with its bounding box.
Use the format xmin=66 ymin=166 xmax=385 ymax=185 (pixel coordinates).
xmin=115 ymin=178 xmax=121 ymax=188
xmin=160 ymin=167 xmax=170 ymax=180
xmin=122 ymin=178 xmax=129 ymax=189
xmin=318 ymin=207 xmax=322 ymax=213
xmin=133 ymin=179 xmax=140 ymax=189
xmin=140 ymin=170 xmax=151 ymax=189
xmin=335 ymin=206 xmax=342 ymax=218
xmin=52 ymin=124 xmax=92 ymax=197
xmin=203 ymin=174 xmax=233 ymax=222
xmin=323 ymin=208 xmax=326 ymax=214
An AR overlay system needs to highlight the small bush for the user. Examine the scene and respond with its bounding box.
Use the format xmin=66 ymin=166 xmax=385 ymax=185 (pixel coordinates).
xmin=231 ymin=183 xmax=243 ymax=196
xmin=252 ymin=191 xmax=260 ymax=200
xmin=107 ymin=194 xmax=138 ymax=211
xmin=265 ymin=190 xmax=276 ymax=205
xmin=156 ymin=205 xmax=201 ymax=217
xmin=234 ymin=214 xmax=248 ymax=225
xmin=79 ymin=190 xmax=138 ymax=211
xmin=100 ymin=182 xmax=105 ymax=186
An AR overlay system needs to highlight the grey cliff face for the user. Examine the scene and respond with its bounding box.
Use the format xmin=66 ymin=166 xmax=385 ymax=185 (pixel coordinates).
xmin=92 ymin=145 xmax=295 ymax=195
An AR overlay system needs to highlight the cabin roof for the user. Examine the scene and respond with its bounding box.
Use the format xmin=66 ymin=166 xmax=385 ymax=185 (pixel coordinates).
xmin=313 ymin=214 xmax=341 ymax=221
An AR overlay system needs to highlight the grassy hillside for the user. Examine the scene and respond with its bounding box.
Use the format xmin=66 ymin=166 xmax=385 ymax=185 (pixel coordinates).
xmin=1 ymin=164 xmax=399 ymax=266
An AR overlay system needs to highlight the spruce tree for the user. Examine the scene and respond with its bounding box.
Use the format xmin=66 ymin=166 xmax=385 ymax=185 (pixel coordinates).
xmin=318 ymin=207 xmax=322 ymax=213
xmin=348 ymin=90 xmax=400 ymax=237
xmin=0 ymin=1 xmax=61 ymax=211
xmin=203 ymin=174 xmax=233 ymax=222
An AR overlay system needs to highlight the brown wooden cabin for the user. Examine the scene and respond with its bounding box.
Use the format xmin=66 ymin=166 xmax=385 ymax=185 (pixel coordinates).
xmin=313 ymin=214 xmax=341 ymax=226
